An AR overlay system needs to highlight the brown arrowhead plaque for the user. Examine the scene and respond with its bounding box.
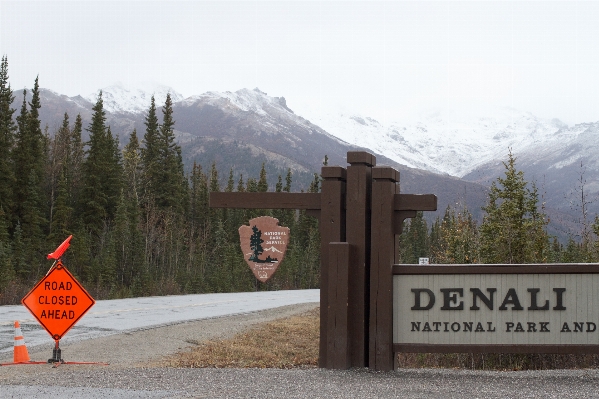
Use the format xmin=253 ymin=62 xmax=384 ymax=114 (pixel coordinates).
xmin=239 ymin=216 xmax=289 ymax=283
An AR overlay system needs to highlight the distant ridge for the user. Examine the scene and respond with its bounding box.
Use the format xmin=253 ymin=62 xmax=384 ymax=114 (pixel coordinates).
xmin=12 ymin=83 xmax=599 ymax=237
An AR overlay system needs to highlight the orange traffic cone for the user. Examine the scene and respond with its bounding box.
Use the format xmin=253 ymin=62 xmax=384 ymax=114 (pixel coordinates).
xmin=13 ymin=321 xmax=30 ymax=363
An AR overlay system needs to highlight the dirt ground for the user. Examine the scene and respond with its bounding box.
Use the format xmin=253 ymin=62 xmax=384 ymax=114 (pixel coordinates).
xmin=0 ymin=302 xmax=318 ymax=380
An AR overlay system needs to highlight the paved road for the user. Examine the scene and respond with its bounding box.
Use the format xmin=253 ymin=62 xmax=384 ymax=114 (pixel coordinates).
xmin=3 ymin=367 xmax=599 ymax=398
xmin=2 ymin=291 xmax=599 ymax=398
xmin=3 ymin=289 xmax=599 ymax=398
xmin=0 ymin=289 xmax=319 ymax=352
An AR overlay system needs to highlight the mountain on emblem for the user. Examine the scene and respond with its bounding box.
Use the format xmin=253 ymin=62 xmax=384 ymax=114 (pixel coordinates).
xmin=239 ymin=216 xmax=289 ymax=282
xmin=264 ymin=246 xmax=283 ymax=254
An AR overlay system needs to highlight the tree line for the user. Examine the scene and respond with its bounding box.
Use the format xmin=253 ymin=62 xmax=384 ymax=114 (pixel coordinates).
xmin=400 ymin=151 xmax=599 ymax=265
xmin=0 ymin=57 xmax=321 ymax=304
xmin=1 ymin=56 xmax=596 ymax=306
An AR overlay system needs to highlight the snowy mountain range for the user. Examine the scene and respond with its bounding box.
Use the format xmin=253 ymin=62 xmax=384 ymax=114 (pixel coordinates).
xmin=294 ymin=101 xmax=599 ymax=225
xmin=84 ymin=82 xmax=185 ymax=114
xmin=82 ymin=83 xmax=597 ymax=186
xmin=293 ymin=103 xmax=581 ymax=179
xmin=15 ymin=83 xmax=599 ymax=238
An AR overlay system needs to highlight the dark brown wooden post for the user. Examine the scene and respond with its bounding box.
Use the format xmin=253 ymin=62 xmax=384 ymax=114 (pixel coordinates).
xmin=346 ymin=151 xmax=375 ymax=367
xmin=209 ymin=153 xmax=437 ymax=372
xmin=319 ymin=166 xmax=346 ymax=367
xmin=369 ymin=166 xmax=399 ymax=371
xmin=327 ymin=242 xmax=352 ymax=369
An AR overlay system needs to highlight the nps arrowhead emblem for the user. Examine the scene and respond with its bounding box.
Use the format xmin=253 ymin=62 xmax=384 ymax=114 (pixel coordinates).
xmin=239 ymin=216 xmax=289 ymax=283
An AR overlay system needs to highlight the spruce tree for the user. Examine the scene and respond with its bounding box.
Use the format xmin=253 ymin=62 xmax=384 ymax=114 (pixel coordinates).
xmin=69 ymin=114 xmax=85 ymax=212
xmin=80 ymin=91 xmax=123 ymax=237
xmin=157 ymin=93 xmax=187 ymax=212
xmin=209 ymin=162 xmax=220 ymax=193
xmin=54 ymin=113 xmax=71 ymax=168
xmin=142 ymin=95 xmax=159 ymax=203
xmin=113 ymin=190 xmax=131 ymax=286
xmin=12 ymin=79 xmax=47 ymax=266
xmin=48 ymin=169 xmax=72 ymax=242
xmin=236 ymin=174 xmax=245 ymax=192
xmin=208 ymin=162 xmax=222 ymax=227
xmin=121 ymin=130 xmax=145 ymax=286
xmin=12 ymin=92 xmax=29 ymax=223
xmin=258 ymin=163 xmax=268 ymax=192
xmin=0 ymin=199 xmax=14 ymax=291
xmin=226 ymin=169 xmax=235 ymax=192
xmin=28 ymin=77 xmax=43 ymax=156
xmin=246 ymin=177 xmax=257 ymax=192
xmin=480 ymin=151 xmax=549 ymax=263
xmin=284 ymin=168 xmax=292 ymax=192
xmin=107 ymin=126 xmax=124 ymax=207
xmin=278 ymin=168 xmax=294 ymax=231
xmin=432 ymin=206 xmax=479 ymax=264
xmin=0 ymin=55 xmax=16 ymax=215
xmin=123 ymin=129 xmax=142 ymax=205
xmin=190 ymin=162 xmax=209 ymax=231
xmin=48 ymin=113 xmax=71 ymax=234
xmin=399 ymin=212 xmax=429 ymax=263
xmin=142 ymin=94 xmax=187 ymax=213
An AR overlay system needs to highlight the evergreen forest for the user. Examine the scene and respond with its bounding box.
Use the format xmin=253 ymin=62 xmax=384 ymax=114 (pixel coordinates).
xmin=400 ymin=151 xmax=599 ymax=265
xmin=0 ymin=58 xmax=321 ymax=304
xmin=1 ymin=57 xmax=598 ymax=306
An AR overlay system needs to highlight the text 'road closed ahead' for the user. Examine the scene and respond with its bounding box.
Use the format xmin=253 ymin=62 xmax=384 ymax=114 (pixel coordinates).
xmin=22 ymin=262 xmax=95 ymax=340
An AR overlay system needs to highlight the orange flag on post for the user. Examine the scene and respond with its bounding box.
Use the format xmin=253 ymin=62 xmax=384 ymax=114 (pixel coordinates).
xmin=47 ymin=235 xmax=72 ymax=260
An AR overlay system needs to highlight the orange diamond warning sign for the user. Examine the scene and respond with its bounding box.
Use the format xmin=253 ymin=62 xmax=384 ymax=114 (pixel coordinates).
xmin=21 ymin=261 xmax=95 ymax=340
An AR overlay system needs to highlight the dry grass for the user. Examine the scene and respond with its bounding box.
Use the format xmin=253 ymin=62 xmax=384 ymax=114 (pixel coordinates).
xmin=165 ymin=307 xmax=319 ymax=369
xmin=397 ymin=352 xmax=599 ymax=371
xmin=164 ymin=306 xmax=599 ymax=370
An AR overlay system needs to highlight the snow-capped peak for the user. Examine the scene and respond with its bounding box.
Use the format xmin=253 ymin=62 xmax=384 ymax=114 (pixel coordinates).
xmin=293 ymin=102 xmax=570 ymax=177
xmin=86 ymin=81 xmax=184 ymax=114
xmin=182 ymin=87 xmax=294 ymax=117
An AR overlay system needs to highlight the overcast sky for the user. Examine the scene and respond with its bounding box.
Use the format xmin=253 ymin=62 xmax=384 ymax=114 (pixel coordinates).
xmin=1 ymin=1 xmax=598 ymax=125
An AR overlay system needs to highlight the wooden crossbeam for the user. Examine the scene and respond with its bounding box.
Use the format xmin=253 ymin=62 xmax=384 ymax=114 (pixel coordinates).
xmin=210 ymin=192 xmax=437 ymax=212
xmin=210 ymin=192 xmax=321 ymax=210
xmin=394 ymin=194 xmax=437 ymax=211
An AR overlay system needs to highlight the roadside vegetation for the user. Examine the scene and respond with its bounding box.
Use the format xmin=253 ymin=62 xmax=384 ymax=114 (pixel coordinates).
xmin=0 ymin=57 xmax=321 ymax=305
xmin=165 ymin=307 xmax=319 ymax=369
xmin=400 ymin=151 xmax=599 ymax=265
xmin=164 ymin=307 xmax=599 ymax=371
xmin=397 ymin=352 xmax=599 ymax=371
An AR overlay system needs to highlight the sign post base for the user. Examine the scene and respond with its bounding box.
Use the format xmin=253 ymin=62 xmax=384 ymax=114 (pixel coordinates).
xmin=48 ymin=340 xmax=64 ymax=364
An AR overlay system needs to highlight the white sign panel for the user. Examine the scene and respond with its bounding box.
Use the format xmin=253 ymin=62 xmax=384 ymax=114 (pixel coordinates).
xmin=394 ymin=273 xmax=599 ymax=345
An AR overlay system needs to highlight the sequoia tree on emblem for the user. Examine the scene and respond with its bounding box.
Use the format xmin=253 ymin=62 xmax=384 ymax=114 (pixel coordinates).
xmin=239 ymin=216 xmax=289 ymax=282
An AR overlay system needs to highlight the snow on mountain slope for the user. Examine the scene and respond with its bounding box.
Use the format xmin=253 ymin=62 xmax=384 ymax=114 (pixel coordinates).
xmin=171 ymin=87 xmax=357 ymax=173
xmin=86 ymin=82 xmax=184 ymax=114
xmin=182 ymin=88 xmax=301 ymax=124
xmin=82 ymin=83 xmax=596 ymax=185
xmin=293 ymin=103 xmax=568 ymax=178
xmin=178 ymin=88 xmax=348 ymax=145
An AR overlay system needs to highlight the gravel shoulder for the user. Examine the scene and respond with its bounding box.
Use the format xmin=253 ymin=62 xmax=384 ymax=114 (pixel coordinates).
xmin=0 ymin=303 xmax=319 ymax=369
xmin=2 ymin=302 xmax=599 ymax=398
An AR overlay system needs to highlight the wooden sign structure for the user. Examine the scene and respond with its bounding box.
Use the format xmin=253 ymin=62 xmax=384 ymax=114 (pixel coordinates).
xmin=210 ymin=151 xmax=437 ymax=371
xmin=394 ymin=264 xmax=599 ymax=355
